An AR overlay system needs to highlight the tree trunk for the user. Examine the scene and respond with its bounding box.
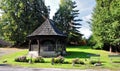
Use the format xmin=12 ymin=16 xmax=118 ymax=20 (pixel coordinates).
xmin=29 ymin=40 xmax=31 ymax=51
xmin=37 ymin=40 xmax=40 ymax=56
xmin=115 ymin=46 xmax=117 ymax=53
xmin=109 ymin=45 xmax=112 ymax=53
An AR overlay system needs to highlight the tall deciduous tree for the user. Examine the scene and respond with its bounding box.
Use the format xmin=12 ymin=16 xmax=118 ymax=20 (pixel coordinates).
xmin=91 ymin=0 xmax=120 ymax=52
xmin=0 ymin=0 xmax=49 ymax=45
xmin=53 ymin=0 xmax=82 ymax=44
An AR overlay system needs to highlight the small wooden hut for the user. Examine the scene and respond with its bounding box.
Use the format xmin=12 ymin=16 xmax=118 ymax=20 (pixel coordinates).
xmin=27 ymin=19 xmax=66 ymax=57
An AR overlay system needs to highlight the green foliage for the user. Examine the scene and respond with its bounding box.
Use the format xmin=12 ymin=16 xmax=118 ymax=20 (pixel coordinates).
xmin=72 ymin=58 xmax=85 ymax=65
xmin=63 ymin=61 xmax=71 ymax=64
xmin=89 ymin=60 xmax=101 ymax=65
xmin=87 ymin=36 xmax=96 ymax=47
xmin=91 ymin=0 xmax=120 ymax=50
xmin=15 ymin=56 xmax=28 ymax=62
xmin=53 ymin=56 xmax=64 ymax=64
xmin=72 ymin=58 xmax=80 ymax=64
xmin=15 ymin=55 xmax=45 ymax=63
xmin=34 ymin=56 xmax=45 ymax=63
xmin=0 ymin=0 xmax=49 ymax=45
xmin=113 ymin=61 xmax=120 ymax=63
xmin=53 ymin=0 xmax=82 ymax=44
xmin=79 ymin=38 xmax=87 ymax=46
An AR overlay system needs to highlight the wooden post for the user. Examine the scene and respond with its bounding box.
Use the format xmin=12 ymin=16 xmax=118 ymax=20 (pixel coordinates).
xmin=63 ymin=40 xmax=66 ymax=55
xmin=37 ymin=40 xmax=40 ymax=56
xmin=56 ymin=40 xmax=58 ymax=54
xmin=29 ymin=40 xmax=31 ymax=51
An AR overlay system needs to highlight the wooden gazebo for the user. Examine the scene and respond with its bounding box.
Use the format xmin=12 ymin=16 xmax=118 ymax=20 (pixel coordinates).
xmin=27 ymin=19 xmax=66 ymax=57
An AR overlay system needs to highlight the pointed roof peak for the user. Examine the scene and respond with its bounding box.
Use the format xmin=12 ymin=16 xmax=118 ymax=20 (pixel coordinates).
xmin=28 ymin=19 xmax=66 ymax=37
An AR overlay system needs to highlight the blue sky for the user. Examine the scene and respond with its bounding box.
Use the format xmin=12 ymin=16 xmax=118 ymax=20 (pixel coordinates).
xmin=0 ymin=0 xmax=96 ymax=39
xmin=45 ymin=0 xmax=96 ymax=39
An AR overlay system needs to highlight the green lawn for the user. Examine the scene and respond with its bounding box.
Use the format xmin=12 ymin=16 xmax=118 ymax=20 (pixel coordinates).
xmin=0 ymin=46 xmax=120 ymax=70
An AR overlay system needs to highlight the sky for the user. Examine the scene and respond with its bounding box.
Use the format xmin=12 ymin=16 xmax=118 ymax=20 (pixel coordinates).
xmin=45 ymin=0 xmax=96 ymax=39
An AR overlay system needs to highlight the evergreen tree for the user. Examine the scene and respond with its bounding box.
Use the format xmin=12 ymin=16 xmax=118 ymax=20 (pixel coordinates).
xmin=92 ymin=0 xmax=120 ymax=52
xmin=53 ymin=0 xmax=82 ymax=44
xmin=0 ymin=0 xmax=49 ymax=45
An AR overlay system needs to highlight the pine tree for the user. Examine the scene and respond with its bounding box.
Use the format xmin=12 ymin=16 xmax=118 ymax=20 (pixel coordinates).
xmin=53 ymin=0 xmax=82 ymax=44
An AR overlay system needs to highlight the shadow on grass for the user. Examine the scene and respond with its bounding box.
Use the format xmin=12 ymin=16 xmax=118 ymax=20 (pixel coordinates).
xmin=65 ymin=51 xmax=97 ymax=58
xmin=67 ymin=46 xmax=91 ymax=49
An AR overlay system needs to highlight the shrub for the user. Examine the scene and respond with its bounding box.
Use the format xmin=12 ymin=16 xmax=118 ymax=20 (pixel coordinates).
xmin=53 ymin=56 xmax=64 ymax=64
xmin=79 ymin=60 xmax=85 ymax=65
xmin=112 ymin=61 xmax=120 ymax=63
xmin=89 ymin=60 xmax=101 ymax=65
xmin=34 ymin=56 xmax=45 ymax=63
xmin=63 ymin=61 xmax=71 ymax=64
xmin=72 ymin=58 xmax=80 ymax=64
xmin=72 ymin=58 xmax=85 ymax=65
xmin=15 ymin=56 xmax=28 ymax=62
xmin=51 ymin=58 xmax=55 ymax=65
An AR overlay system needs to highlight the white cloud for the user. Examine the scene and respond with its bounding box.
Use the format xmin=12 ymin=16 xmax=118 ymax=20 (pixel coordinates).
xmin=82 ymin=14 xmax=92 ymax=22
xmin=79 ymin=27 xmax=92 ymax=39
xmin=80 ymin=14 xmax=92 ymax=38
xmin=74 ymin=0 xmax=95 ymax=12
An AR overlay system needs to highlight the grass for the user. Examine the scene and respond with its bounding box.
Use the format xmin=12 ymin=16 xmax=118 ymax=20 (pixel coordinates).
xmin=0 ymin=46 xmax=120 ymax=70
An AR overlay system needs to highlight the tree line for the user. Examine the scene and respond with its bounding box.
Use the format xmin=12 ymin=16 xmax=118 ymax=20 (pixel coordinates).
xmin=0 ymin=0 xmax=82 ymax=46
xmin=91 ymin=0 xmax=120 ymax=52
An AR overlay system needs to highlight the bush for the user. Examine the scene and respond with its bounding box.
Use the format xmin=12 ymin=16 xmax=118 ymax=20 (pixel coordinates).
xmin=79 ymin=61 xmax=85 ymax=65
xmin=72 ymin=58 xmax=80 ymax=64
xmin=52 ymin=56 xmax=64 ymax=64
xmin=15 ymin=56 xmax=28 ymax=62
xmin=51 ymin=56 xmax=70 ymax=64
xmin=63 ymin=61 xmax=71 ymax=64
xmin=34 ymin=56 xmax=45 ymax=63
xmin=72 ymin=58 xmax=85 ymax=65
xmin=113 ymin=61 xmax=120 ymax=63
xmin=51 ymin=58 xmax=55 ymax=65
xmin=89 ymin=60 xmax=101 ymax=65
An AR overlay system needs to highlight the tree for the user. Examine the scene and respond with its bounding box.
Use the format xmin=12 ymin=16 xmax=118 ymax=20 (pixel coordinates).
xmin=110 ymin=0 xmax=120 ymax=52
xmin=91 ymin=0 xmax=120 ymax=52
xmin=53 ymin=0 xmax=82 ymax=44
xmin=0 ymin=0 xmax=49 ymax=45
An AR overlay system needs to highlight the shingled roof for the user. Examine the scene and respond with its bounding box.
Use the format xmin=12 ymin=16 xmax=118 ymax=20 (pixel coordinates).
xmin=28 ymin=19 xmax=66 ymax=37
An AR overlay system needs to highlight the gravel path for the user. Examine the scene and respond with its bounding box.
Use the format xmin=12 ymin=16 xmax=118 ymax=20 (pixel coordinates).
xmin=0 ymin=66 xmax=111 ymax=71
xmin=0 ymin=48 xmax=24 ymax=56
